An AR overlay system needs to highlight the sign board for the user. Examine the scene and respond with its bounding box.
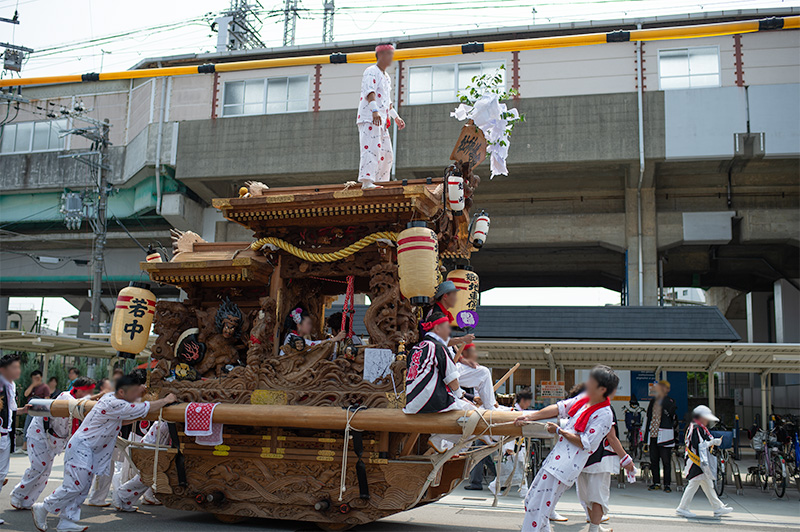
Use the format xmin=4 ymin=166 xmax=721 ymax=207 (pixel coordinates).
xmin=450 ymin=124 xmax=487 ymax=169
xmin=363 ymin=348 xmax=395 ymax=383
xmin=631 ymin=371 xmax=657 ymax=400
xmin=540 ymin=381 xmax=565 ymax=399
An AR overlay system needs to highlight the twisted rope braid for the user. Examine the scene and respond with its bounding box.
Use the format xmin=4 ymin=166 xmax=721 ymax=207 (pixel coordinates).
xmin=251 ymin=232 xmax=398 ymax=262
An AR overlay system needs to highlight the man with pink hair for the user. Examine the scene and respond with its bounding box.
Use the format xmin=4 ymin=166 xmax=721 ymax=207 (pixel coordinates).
xmin=356 ymin=43 xmax=405 ymax=190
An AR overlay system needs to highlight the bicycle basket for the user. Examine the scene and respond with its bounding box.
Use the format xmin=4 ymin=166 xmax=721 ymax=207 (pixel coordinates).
xmin=751 ymin=430 xmax=765 ymax=451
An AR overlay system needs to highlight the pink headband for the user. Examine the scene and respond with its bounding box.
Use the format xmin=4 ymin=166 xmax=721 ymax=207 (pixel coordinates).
xmin=375 ymin=44 xmax=394 ymax=53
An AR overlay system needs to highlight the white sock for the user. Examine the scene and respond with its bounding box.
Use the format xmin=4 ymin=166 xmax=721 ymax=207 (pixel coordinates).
xmin=589 ymin=525 xmax=599 ymax=532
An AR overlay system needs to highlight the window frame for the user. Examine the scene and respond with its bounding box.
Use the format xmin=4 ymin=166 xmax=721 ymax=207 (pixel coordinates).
xmin=657 ymin=46 xmax=721 ymax=91
xmin=221 ymin=75 xmax=310 ymax=117
xmin=0 ymin=118 xmax=68 ymax=155
xmin=407 ymin=60 xmax=506 ymax=105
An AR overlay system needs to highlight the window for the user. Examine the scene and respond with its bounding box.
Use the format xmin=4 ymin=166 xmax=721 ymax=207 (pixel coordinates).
xmin=9 ymin=320 xmax=19 ymax=329
xmin=408 ymin=61 xmax=505 ymax=105
xmin=222 ymin=76 xmax=309 ymax=116
xmin=0 ymin=118 xmax=67 ymax=154
xmin=658 ymin=47 xmax=720 ymax=90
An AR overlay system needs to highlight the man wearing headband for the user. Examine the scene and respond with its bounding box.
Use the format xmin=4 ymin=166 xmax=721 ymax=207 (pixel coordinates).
xmin=356 ymin=42 xmax=405 ymax=190
xmin=10 ymin=378 xmax=96 ymax=511
xmin=404 ymin=309 xmax=481 ymax=452
xmin=32 ymin=376 xmax=176 ymax=532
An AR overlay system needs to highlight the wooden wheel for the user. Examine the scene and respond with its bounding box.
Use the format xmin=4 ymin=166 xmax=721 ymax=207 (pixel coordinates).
xmin=316 ymin=523 xmax=354 ymax=531
xmin=213 ymin=513 xmax=246 ymax=524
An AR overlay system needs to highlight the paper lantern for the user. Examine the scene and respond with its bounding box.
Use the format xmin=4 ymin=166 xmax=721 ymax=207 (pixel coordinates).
xmin=470 ymin=211 xmax=490 ymax=248
xmin=447 ymin=174 xmax=465 ymax=215
xmin=397 ymin=222 xmax=438 ymax=305
xmin=446 ymin=268 xmax=479 ymax=326
xmin=110 ymin=282 xmax=156 ymax=359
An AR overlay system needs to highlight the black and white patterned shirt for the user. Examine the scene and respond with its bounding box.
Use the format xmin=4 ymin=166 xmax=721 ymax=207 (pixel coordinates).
xmin=403 ymin=333 xmax=460 ymax=414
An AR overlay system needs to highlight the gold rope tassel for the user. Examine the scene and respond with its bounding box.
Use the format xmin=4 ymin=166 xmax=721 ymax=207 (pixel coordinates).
xmin=251 ymin=232 xmax=398 ymax=263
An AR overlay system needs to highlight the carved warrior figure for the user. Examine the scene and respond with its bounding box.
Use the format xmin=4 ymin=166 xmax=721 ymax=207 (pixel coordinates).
xmin=247 ymin=296 xmax=277 ymax=367
xmin=195 ymin=298 xmax=248 ymax=378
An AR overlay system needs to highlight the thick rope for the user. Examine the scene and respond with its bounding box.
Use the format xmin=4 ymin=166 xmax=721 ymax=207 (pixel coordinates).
xmin=339 ymin=405 xmax=367 ymax=501
xmin=251 ymin=232 xmax=398 ymax=262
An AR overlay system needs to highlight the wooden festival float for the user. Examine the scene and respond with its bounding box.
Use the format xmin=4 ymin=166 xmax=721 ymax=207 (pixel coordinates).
xmin=39 ymin=126 xmax=542 ymax=530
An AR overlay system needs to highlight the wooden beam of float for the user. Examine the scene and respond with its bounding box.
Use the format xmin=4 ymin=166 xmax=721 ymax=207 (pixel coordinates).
xmin=38 ymin=400 xmax=549 ymax=438
xmin=1 ymin=16 xmax=797 ymax=88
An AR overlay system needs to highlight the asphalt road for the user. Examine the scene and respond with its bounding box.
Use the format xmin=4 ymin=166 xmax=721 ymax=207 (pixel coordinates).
xmin=1 ymin=452 xmax=797 ymax=532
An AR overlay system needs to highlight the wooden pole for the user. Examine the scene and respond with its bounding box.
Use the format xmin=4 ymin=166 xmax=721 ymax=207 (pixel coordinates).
xmin=42 ymin=400 xmax=537 ymax=437
xmin=493 ymin=363 xmax=520 ymax=392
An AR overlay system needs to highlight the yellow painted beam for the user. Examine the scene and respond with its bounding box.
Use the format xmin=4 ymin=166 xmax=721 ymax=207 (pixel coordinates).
xmin=0 ymin=16 xmax=797 ymax=88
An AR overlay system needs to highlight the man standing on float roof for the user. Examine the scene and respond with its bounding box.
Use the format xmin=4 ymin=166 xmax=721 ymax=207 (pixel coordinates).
xmin=357 ymin=43 xmax=406 ymax=190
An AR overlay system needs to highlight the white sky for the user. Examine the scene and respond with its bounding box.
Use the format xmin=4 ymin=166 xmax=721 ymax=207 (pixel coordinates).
xmin=1 ymin=0 xmax=796 ymax=76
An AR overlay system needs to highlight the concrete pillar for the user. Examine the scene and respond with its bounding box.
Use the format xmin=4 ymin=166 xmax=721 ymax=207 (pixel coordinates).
xmin=625 ymin=166 xmax=658 ymax=306
xmin=760 ymin=372 xmax=769 ymax=431
xmin=746 ymin=291 xmax=773 ymax=342
xmin=0 ymin=296 xmax=8 ymax=331
xmin=774 ymin=279 xmax=800 ymax=343
xmin=77 ymin=300 xmax=92 ymax=339
xmin=708 ymin=370 xmax=715 ymax=413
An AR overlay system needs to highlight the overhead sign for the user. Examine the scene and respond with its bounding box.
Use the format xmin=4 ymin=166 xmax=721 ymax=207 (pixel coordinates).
xmin=450 ymin=124 xmax=487 ymax=168
xmin=540 ymin=381 xmax=565 ymax=399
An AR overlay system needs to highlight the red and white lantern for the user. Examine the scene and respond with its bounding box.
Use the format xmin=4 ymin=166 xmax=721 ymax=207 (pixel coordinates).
xmin=397 ymin=222 xmax=438 ymax=305
xmin=447 ymin=174 xmax=465 ymax=215
xmin=470 ymin=211 xmax=490 ymax=248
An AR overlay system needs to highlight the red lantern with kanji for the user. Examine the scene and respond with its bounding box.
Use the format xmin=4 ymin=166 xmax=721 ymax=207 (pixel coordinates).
xmin=110 ymin=282 xmax=156 ymax=359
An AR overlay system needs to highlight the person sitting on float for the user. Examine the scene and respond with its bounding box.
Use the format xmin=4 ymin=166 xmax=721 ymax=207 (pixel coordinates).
xmin=327 ymin=312 xmax=363 ymax=359
xmin=404 ymin=308 xmax=485 ymax=452
xmin=425 ymin=281 xmax=475 ymax=349
xmin=281 ymin=307 xmax=345 ymax=353
xmin=456 ymin=342 xmax=498 ymax=410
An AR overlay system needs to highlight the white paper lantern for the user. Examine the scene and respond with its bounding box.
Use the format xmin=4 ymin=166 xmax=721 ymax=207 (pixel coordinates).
xmin=447 ymin=174 xmax=465 ymax=215
xmin=470 ymin=211 xmax=490 ymax=248
xmin=397 ymin=222 xmax=438 ymax=305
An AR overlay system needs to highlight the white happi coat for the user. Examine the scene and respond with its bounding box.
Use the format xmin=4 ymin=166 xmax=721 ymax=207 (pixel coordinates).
xmin=541 ymin=393 xmax=614 ymax=486
xmin=66 ymin=393 xmax=151 ymax=474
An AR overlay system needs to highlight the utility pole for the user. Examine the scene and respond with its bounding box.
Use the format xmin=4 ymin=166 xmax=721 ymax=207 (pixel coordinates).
xmin=1 ymin=10 xmax=34 ymax=73
xmin=211 ymin=0 xmax=266 ymax=53
xmin=282 ymin=0 xmax=298 ymax=46
xmin=89 ymin=119 xmax=110 ymax=333
xmin=58 ymin=112 xmax=113 ymax=335
xmin=322 ymin=0 xmax=334 ymax=43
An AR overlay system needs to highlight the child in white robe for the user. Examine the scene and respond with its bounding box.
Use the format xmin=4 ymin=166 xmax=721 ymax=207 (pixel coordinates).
xmin=11 ymin=378 xmax=96 ymax=509
xmin=514 ymin=365 xmax=618 ymax=532
xmin=113 ymin=420 xmax=171 ymax=511
xmin=32 ymin=375 xmax=175 ymax=532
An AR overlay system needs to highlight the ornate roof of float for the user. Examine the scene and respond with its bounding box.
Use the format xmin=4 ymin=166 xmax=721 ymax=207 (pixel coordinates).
xmin=141 ymin=242 xmax=273 ymax=289
xmin=212 ymin=179 xmax=444 ymax=231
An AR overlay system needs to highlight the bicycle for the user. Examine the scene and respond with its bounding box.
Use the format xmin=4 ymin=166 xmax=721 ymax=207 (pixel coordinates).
xmin=524 ymin=437 xmax=543 ymax=487
xmin=752 ymin=427 xmax=788 ymax=498
xmin=622 ymin=399 xmax=645 ymax=461
xmin=710 ymin=425 xmax=739 ymax=496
